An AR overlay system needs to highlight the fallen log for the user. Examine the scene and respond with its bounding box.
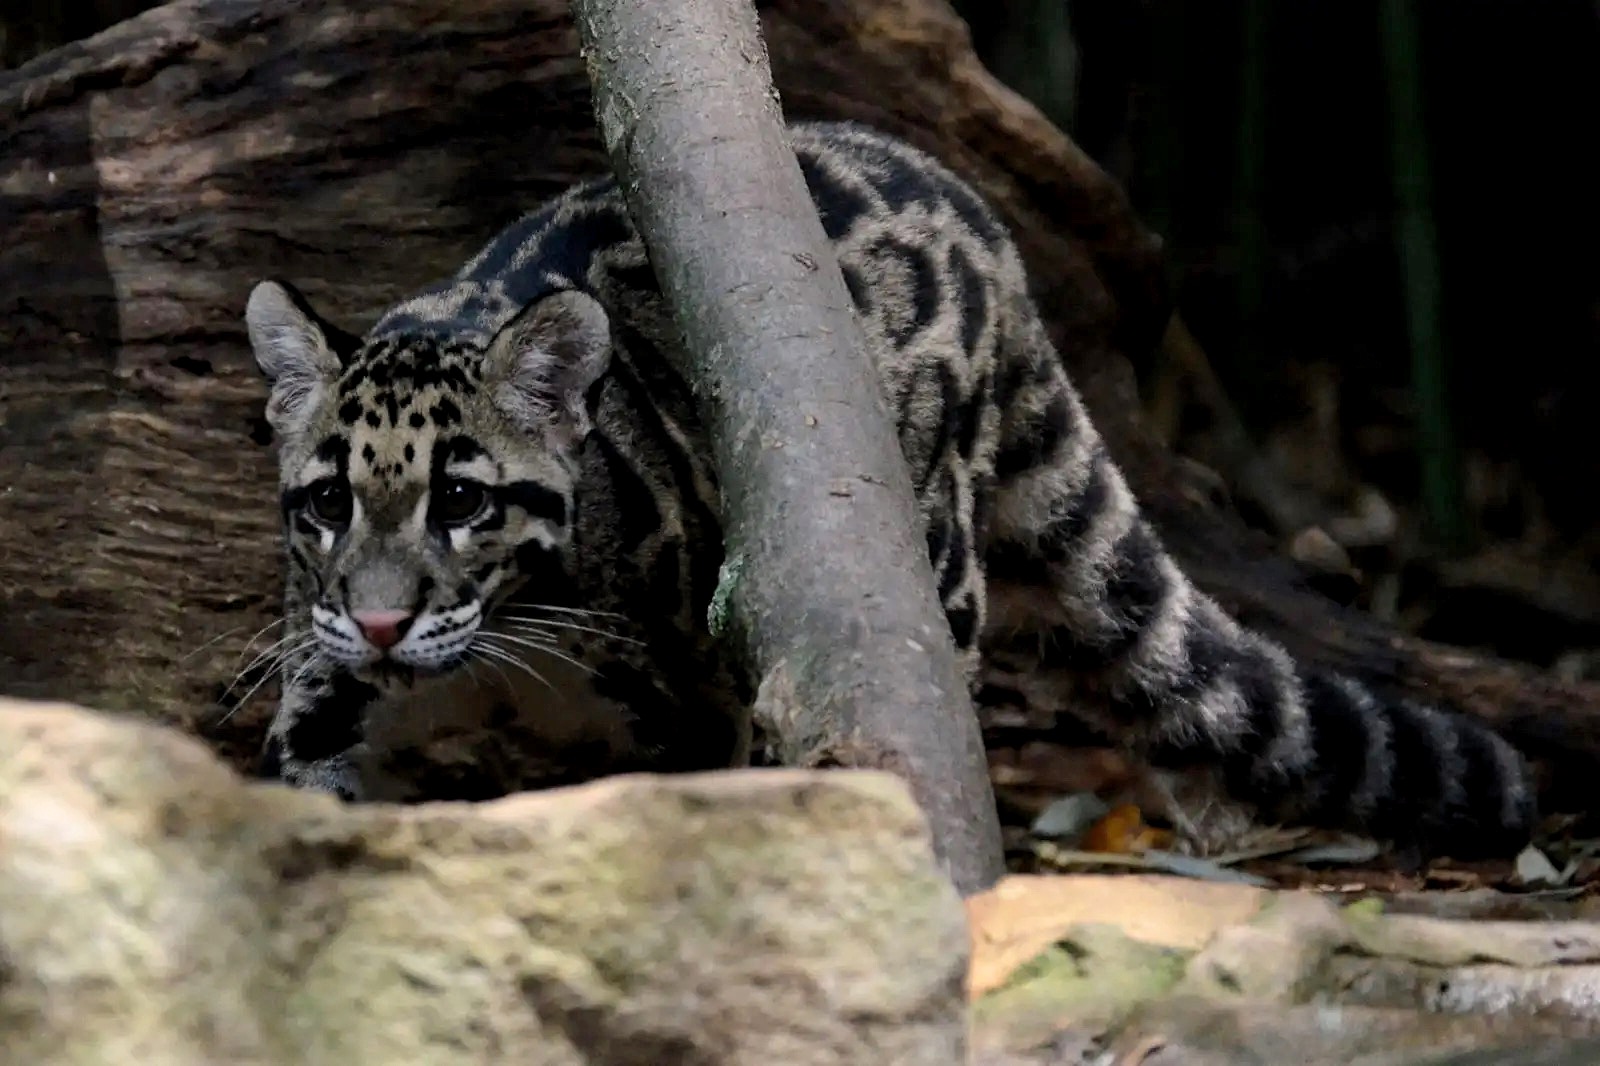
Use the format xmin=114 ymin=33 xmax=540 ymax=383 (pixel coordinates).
xmin=0 ymin=0 xmax=1593 ymax=805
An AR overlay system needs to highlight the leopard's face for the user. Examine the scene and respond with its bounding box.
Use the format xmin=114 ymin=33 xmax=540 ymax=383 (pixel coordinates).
xmin=246 ymin=280 xmax=613 ymax=685
xmin=278 ymin=338 xmax=580 ymax=678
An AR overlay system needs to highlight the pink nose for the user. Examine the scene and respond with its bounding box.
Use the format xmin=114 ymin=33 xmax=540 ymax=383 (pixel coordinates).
xmin=351 ymin=609 xmax=413 ymax=651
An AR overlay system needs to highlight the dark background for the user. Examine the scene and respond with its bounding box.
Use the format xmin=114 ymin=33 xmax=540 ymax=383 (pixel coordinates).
xmin=951 ymin=0 xmax=1598 ymax=672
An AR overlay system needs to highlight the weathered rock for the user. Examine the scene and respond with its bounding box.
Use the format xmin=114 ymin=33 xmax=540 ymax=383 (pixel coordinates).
xmin=967 ymin=875 xmax=1600 ymax=1065
xmin=0 ymin=697 xmax=970 ymax=1065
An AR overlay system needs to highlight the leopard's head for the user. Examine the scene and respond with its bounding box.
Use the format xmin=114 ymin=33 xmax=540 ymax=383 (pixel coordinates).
xmin=244 ymin=279 xmax=612 ymax=682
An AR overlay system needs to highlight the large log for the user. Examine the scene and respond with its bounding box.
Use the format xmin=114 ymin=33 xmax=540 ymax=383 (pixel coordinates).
xmin=0 ymin=0 xmax=1594 ymax=801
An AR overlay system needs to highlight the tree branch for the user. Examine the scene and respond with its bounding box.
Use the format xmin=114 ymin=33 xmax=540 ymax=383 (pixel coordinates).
xmin=569 ymin=0 xmax=1005 ymax=894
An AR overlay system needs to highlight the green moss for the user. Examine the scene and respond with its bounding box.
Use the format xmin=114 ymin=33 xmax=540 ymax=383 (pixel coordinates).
xmin=1340 ymin=897 xmax=1386 ymax=924
xmin=974 ymin=924 xmax=1191 ymax=1035
xmin=1344 ymin=889 xmax=1382 ymax=915
xmin=707 ymin=552 xmax=746 ymax=639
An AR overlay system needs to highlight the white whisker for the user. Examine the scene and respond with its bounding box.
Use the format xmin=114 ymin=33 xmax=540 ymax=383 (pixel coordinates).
xmin=185 ymin=616 xmax=289 ymax=666
xmin=497 ymin=618 xmax=645 ymax=646
xmin=183 ymin=624 xmax=246 ymax=664
xmin=472 ymin=640 xmax=559 ymax=698
xmin=465 ymin=647 xmax=513 ymax=692
xmin=287 ymin=648 xmax=325 ymax=688
xmin=232 ymin=629 xmax=305 ymax=682
xmin=229 ymin=616 xmax=289 ymax=663
xmin=218 ymin=633 xmax=306 ymax=705
xmin=216 ymin=637 xmax=318 ymax=725
xmin=495 ymin=604 xmax=626 ymax=622
xmin=479 ymin=630 xmax=598 ymax=676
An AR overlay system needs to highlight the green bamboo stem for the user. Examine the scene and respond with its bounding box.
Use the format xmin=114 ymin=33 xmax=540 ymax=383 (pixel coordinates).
xmin=1378 ymin=0 xmax=1470 ymax=552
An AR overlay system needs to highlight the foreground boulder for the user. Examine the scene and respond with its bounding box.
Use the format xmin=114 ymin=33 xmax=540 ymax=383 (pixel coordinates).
xmin=0 ymin=698 xmax=970 ymax=1065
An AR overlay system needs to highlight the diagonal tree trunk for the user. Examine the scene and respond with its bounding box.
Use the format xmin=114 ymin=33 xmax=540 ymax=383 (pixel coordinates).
xmin=0 ymin=0 xmax=1593 ymax=812
xmin=570 ymin=0 xmax=1004 ymax=894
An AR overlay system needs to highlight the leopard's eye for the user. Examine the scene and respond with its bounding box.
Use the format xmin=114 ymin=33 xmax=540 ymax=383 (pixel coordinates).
xmin=434 ymin=479 xmax=487 ymax=526
xmin=307 ymin=479 xmax=353 ymax=526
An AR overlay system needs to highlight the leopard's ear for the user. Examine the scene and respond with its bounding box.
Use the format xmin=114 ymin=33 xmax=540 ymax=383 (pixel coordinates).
xmin=245 ymin=279 xmax=356 ymax=436
xmin=485 ymin=289 xmax=613 ymax=447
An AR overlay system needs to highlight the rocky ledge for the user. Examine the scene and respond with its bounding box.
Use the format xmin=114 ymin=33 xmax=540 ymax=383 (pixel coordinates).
xmin=0 ymin=698 xmax=969 ymax=1064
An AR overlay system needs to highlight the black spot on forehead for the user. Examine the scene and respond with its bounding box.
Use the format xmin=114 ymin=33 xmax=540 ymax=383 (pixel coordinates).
xmin=431 ymin=397 xmax=462 ymax=428
xmin=435 ymin=435 xmax=489 ymax=465
xmin=316 ymin=435 xmax=350 ymax=465
xmin=338 ymin=338 xmax=482 ymax=399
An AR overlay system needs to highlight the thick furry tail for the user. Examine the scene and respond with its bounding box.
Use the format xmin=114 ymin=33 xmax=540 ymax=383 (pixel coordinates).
xmin=1137 ymin=593 xmax=1536 ymax=858
xmin=982 ymin=311 xmax=1537 ymax=859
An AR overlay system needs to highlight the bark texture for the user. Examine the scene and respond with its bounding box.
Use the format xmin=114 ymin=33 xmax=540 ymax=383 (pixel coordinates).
xmin=570 ymin=0 xmax=1004 ymax=895
xmin=0 ymin=0 xmax=1593 ymax=805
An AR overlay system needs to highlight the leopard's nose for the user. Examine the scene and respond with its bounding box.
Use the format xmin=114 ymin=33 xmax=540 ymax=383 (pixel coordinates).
xmin=352 ymin=609 xmax=414 ymax=650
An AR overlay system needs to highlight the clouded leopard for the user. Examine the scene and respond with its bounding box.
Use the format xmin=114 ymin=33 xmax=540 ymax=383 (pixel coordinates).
xmin=243 ymin=120 xmax=1535 ymax=858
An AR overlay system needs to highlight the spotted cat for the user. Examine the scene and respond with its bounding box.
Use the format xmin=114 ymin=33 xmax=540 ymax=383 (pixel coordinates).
xmin=243 ymin=120 xmax=1535 ymax=858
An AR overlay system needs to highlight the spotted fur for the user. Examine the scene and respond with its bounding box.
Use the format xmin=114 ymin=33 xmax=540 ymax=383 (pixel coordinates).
xmin=244 ymin=121 xmax=1535 ymax=858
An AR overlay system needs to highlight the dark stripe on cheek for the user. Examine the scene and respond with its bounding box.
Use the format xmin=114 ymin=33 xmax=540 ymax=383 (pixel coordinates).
xmin=515 ymin=538 xmax=560 ymax=575
xmin=499 ymin=481 xmax=568 ymax=525
xmin=289 ymin=546 xmax=325 ymax=595
xmin=475 ymin=501 xmax=507 ymax=534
